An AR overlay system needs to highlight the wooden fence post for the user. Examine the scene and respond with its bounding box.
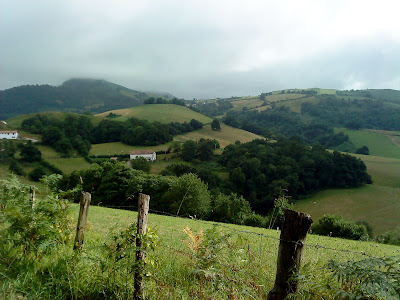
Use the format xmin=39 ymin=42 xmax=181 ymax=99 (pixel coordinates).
xmin=30 ymin=186 xmax=35 ymax=210
xmin=268 ymin=209 xmax=313 ymax=300
xmin=73 ymin=192 xmax=91 ymax=250
xmin=135 ymin=193 xmax=150 ymax=300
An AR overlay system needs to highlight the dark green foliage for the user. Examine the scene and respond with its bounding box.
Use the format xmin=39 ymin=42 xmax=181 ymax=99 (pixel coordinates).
xmin=21 ymin=113 xmax=201 ymax=156
xmin=181 ymin=139 xmax=218 ymax=162
xmin=163 ymin=173 xmax=211 ymax=217
xmin=0 ymin=140 xmax=17 ymax=162
xmin=130 ymin=157 xmax=151 ymax=173
xmin=19 ymin=141 xmax=42 ymax=162
xmin=312 ymin=214 xmax=369 ymax=240
xmin=0 ymin=175 xmax=71 ymax=254
xmin=189 ymin=119 xmax=203 ymax=130
xmin=192 ymin=99 xmax=234 ymax=117
xmin=144 ymin=97 xmax=185 ymax=106
xmin=0 ymin=79 xmax=148 ymax=119
xmin=355 ymin=145 xmax=369 ymax=155
xmin=8 ymin=159 xmax=25 ymax=175
xmin=224 ymin=107 xmax=350 ymax=148
xmin=219 ymin=139 xmax=371 ymax=213
xmin=243 ymin=213 xmax=266 ymax=228
xmin=325 ymin=256 xmax=400 ymax=298
xmin=302 ymin=97 xmax=400 ymax=131
xmin=29 ymin=167 xmax=47 ymax=181
xmin=182 ymin=140 xmax=198 ymax=161
xmin=376 ymin=227 xmax=400 ymax=246
xmin=220 ymin=139 xmax=372 ymax=212
xmin=211 ymin=119 xmax=221 ymax=131
xmin=210 ymin=193 xmax=252 ymax=225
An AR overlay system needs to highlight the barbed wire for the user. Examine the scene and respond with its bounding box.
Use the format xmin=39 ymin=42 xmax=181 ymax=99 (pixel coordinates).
xmin=95 ymin=204 xmax=392 ymax=261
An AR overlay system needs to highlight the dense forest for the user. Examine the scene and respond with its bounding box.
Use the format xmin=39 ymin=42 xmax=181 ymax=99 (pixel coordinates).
xmin=58 ymin=138 xmax=372 ymax=216
xmin=21 ymin=113 xmax=203 ymax=157
xmin=223 ymin=106 xmax=350 ymax=148
xmin=301 ymin=97 xmax=400 ymax=131
xmin=0 ymin=79 xmax=148 ymax=119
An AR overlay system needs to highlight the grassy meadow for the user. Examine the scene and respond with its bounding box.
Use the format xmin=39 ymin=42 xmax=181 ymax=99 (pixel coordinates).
xmin=173 ymin=123 xmax=263 ymax=148
xmin=96 ymin=104 xmax=212 ymax=124
xmin=71 ymin=203 xmax=400 ymax=299
xmin=294 ymin=155 xmax=400 ymax=235
xmin=335 ymin=128 xmax=400 ymax=159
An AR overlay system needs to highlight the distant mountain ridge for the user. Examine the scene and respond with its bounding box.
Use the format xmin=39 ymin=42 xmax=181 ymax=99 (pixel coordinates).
xmin=0 ymin=79 xmax=153 ymax=119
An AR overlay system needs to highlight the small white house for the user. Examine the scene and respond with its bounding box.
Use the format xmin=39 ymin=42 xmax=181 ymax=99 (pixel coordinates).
xmin=129 ymin=150 xmax=156 ymax=162
xmin=0 ymin=131 xmax=19 ymax=139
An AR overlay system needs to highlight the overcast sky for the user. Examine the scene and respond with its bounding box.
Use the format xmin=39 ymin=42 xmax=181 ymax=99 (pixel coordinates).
xmin=1 ymin=0 xmax=400 ymax=99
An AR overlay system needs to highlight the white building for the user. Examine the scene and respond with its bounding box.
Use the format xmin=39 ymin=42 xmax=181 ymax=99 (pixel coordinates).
xmin=129 ymin=150 xmax=156 ymax=162
xmin=0 ymin=131 xmax=19 ymax=139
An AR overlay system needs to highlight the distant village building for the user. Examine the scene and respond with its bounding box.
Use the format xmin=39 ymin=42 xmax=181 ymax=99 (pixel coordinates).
xmin=0 ymin=130 xmax=19 ymax=139
xmin=129 ymin=150 xmax=156 ymax=162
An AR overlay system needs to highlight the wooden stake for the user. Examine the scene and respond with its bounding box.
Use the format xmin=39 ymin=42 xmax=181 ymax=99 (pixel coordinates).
xmin=134 ymin=193 xmax=150 ymax=300
xmin=30 ymin=186 xmax=35 ymax=210
xmin=73 ymin=192 xmax=91 ymax=250
xmin=268 ymin=209 xmax=313 ymax=300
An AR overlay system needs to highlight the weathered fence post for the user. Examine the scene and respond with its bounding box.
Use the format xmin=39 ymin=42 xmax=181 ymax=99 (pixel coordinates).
xmin=30 ymin=186 xmax=35 ymax=210
xmin=73 ymin=192 xmax=91 ymax=250
xmin=135 ymin=193 xmax=150 ymax=300
xmin=268 ymin=209 xmax=313 ymax=300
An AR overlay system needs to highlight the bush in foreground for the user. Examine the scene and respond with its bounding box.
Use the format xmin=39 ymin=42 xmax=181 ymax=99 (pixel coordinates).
xmin=312 ymin=214 xmax=369 ymax=240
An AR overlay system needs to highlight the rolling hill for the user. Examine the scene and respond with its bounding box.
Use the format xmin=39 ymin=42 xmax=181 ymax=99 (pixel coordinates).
xmin=0 ymin=79 xmax=151 ymax=119
xmin=96 ymin=104 xmax=212 ymax=124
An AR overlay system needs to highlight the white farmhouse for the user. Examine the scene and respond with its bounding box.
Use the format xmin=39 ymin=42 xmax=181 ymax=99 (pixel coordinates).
xmin=0 ymin=131 xmax=19 ymax=139
xmin=129 ymin=150 xmax=156 ymax=162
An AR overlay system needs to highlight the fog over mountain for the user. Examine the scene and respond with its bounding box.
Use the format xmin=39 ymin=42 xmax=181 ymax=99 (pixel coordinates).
xmin=1 ymin=0 xmax=399 ymax=99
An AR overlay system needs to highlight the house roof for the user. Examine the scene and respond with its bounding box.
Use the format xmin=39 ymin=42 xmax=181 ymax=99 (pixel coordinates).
xmin=130 ymin=150 xmax=155 ymax=155
xmin=0 ymin=131 xmax=18 ymax=134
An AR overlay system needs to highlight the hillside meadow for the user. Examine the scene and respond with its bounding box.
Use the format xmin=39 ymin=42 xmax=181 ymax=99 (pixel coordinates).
xmin=96 ymin=104 xmax=212 ymax=124
xmin=294 ymin=155 xmax=400 ymax=235
xmin=335 ymin=128 xmax=400 ymax=159
xmin=71 ymin=203 xmax=400 ymax=298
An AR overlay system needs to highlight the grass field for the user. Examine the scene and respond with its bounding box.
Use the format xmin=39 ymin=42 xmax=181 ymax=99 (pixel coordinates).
xmin=173 ymin=123 xmax=263 ymax=148
xmin=96 ymin=104 xmax=212 ymax=124
xmin=294 ymin=154 xmax=400 ymax=235
xmin=90 ymin=142 xmax=171 ymax=156
xmin=336 ymin=128 xmax=400 ymax=159
xmin=73 ymin=203 xmax=399 ymax=298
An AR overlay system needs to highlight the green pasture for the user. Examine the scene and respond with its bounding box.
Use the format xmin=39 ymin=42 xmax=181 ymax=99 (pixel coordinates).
xmin=96 ymin=104 xmax=212 ymax=124
xmin=336 ymin=128 xmax=400 ymax=159
xmin=72 ymin=203 xmax=399 ymax=298
xmin=294 ymin=155 xmax=400 ymax=235
xmin=173 ymin=123 xmax=263 ymax=148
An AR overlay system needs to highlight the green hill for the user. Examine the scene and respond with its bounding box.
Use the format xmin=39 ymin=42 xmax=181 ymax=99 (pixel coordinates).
xmin=96 ymin=104 xmax=212 ymax=124
xmin=294 ymin=154 xmax=400 ymax=234
xmin=0 ymin=79 xmax=150 ymax=119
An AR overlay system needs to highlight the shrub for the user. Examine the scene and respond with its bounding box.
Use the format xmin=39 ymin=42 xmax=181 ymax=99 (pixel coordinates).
xmin=210 ymin=193 xmax=252 ymax=225
xmin=243 ymin=213 xmax=266 ymax=228
xmin=312 ymin=214 xmax=369 ymax=240
xmin=376 ymin=227 xmax=400 ymax=246
xmin=29 ymin=166 xmax=47 ymax=181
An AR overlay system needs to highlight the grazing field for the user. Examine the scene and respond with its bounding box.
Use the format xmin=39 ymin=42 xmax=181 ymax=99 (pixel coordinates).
xmin=294 ymin=155 xmax=400 ymax=235
xmin=90 ymin=142 xmax=171 ymax=156
xmin=96 ymin=104 xmax=212 ymax=124
xmin=336 ymin=128 xmax=400 ymax=159
xmin=73 ymin=203 xmax=399 ymax=298
xmin=173 ymin=123 xmax=263 ymax=148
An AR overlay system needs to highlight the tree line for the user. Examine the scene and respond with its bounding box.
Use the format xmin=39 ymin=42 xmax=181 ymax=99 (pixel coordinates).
xmin=21 ymin=113 xmax=204 ymax=157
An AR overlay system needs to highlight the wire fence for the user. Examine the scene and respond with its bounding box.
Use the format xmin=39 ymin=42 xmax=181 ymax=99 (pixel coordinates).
xmin=99 ymin=203 xmax=388 ymax=260
xmin=89 ymin=201 xmax=399 ymax=299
